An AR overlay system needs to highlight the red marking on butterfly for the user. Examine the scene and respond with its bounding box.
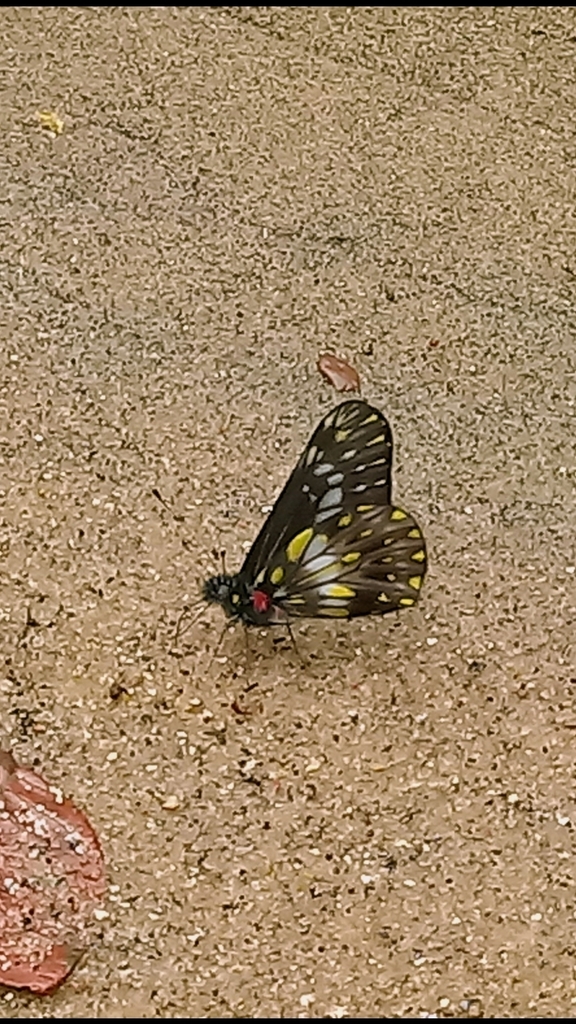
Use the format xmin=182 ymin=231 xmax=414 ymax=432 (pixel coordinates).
xmin=252 ymin=590 xmax=272 ymax=614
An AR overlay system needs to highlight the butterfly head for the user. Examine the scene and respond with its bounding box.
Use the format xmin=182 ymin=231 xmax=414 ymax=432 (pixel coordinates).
xmin=202 ymin=573 xmax=287 ymax=625
xmin=202 ymin=573 xmax=244 ymax=618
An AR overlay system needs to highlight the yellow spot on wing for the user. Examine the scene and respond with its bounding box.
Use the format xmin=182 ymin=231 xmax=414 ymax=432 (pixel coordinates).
xmin=378 ymin=593 xmax=391 ymax=603
xmin=232 ymin=593 xmax=240 ymax=605
xmin=338 ymin=512 xmax=353 ymax=528
xmin=391 ymin=508 xmax=407 ymax=521
xmin=359 ymin=529 xmax=373 ymax=538
xmin=356 ymin=504 xmax=375 ymax=513
xmin=335 ymin=428 xmax=351 ymax=442
xmin=409 ymin=576 xmax=422 ymax=590
xmin=303 ymin=562 xmax=341 ymax=584
xmin=287 ymin=528 xmax=313 ymax=562
xmin=361 ymin=413 xmax=379 ymax=425
xmin=270 ymin=566 xmax=284 ymax=584
xmin=324 ymin=584 xmax=355 ymax=598
xmin=341 ymin=551 xmax=361 ymax=564
xmin=366 ymin=433 xmax=387 ymax=446
xmin=285 ymin=596 xmax=305 ymax=605
xmin=408 ymin=528 xmax=421 ymax=538
xmin=255 ymin=569 xmax=266 ymax=584
xmin=318 ymin=607 xmax=349 ymax=618
xmin=399 ymin=597 xmax=415 ymax=606
xmin=411 ymin=549 xmax=426 ymax=563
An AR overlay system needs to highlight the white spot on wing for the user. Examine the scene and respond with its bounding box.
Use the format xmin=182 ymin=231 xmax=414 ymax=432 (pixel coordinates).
xmin=318 ymin=487 xmax=343 ymax=511
xmin=305 ymin=554 xmax=337 ymax=575
xmin=313 ymin=462 xmax=335 ymax=476
xmin=327 ymin=471 xmax=344 ymax=486
xmin=315 ymin=508 xmax=338 ymax=523
xmin=304 ymin=534 xmax=330 ymax=561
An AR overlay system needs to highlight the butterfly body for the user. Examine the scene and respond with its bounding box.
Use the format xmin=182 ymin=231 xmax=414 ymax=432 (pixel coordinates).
xmin=202 ymin=573 xmax=289 ymax=626
xmin=203 ymin=400 xmax=427 ymax=627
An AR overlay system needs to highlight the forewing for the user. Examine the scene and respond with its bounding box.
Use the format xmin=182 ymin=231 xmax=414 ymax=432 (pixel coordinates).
xmin=240 ymin=400 xmax=394 ymax=586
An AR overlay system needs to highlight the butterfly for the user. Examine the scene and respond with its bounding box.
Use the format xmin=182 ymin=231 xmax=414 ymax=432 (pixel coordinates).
xmin=203 ymin=400 xmax=427 ymax=627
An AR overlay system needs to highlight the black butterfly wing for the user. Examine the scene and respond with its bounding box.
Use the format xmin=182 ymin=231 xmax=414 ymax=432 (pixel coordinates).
xmin=272 ymin=503 xmax=427 ymax=619
xmin=240 ymin=400 xmax=394 ymax=587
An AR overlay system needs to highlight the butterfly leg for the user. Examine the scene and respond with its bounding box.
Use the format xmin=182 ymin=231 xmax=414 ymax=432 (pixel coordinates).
xmin=205 ymin=621 xmax=234 ymax=673
xmin=285 ymin=621 xmax=307 ymax=667
xmin=243 ymin=623 xmax=253 ymax=664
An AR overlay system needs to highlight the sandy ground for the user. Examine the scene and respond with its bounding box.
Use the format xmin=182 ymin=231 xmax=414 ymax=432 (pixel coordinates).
xmin=1 ymin=6 xmax=575 ymax=1018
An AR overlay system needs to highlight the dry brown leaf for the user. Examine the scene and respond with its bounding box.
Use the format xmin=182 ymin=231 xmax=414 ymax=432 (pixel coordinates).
xmin=0 ymin=749 xmax=106 ymax=994
xmin=317 ymin=353 xmax=361 ymax=392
